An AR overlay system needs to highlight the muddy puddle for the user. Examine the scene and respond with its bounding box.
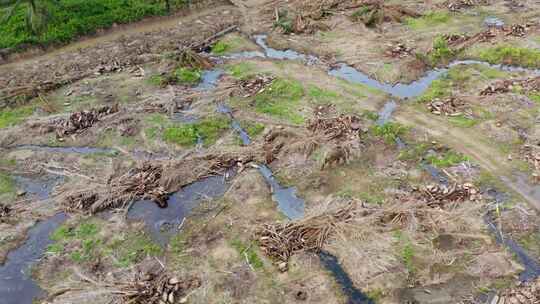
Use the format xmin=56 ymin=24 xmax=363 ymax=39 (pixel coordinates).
xmin=128 ymin=173 xmax=234 ymax=245
xmin=0 ymin=213 xmax=67 ymax=304
xmin=195 ymin=69 xmax=224 ymax=91
xmin=13 ymin=175 xmax=63 ymax=200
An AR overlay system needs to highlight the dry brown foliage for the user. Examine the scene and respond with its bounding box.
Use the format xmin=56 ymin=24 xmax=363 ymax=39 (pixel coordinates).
xmin=119 ymin=273 xmax=201 ymax=304
xmin=349 ymin=1 xmax=421 ymax=27
xmin=427 ymin=97 xmax=469 ymax=116
xmin=235 ymin=74 xmax=275 ymax=98
xmin=257 ymin=202 xmax=356 ymax=264
xmin=496 ymin=278 xmax=540 ymax=304
xmin=0 ymin=203 xmax=10 ymax=219
xmin=441 ymin=0 xmax=490 ymax=11
xmin=63 ymin=163 xmax=166 ymax=214
xmin=307 ymin=112 xmax=364 ymax=141
xmin=417 ymin=183 xmax=482 ymax=207
xmin=481 ymin=76 xmax=540 ymax=96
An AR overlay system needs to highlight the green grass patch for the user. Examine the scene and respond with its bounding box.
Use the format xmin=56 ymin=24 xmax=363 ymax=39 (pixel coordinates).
xmin=230 ymin=239 xmax=264 ymax=270
xmin=476 ymin=45 xmax=540 ymax=68
xmin=211 ymin=40 xmax=230 ymax=55
xmin=448 ymin=115 xmax=478 ymax=128
xmin=417 ymin=78 xmax=452 ymax=102
xmin=163 ymin=116 xmax=230 ymax=146
xmin=227 ymin=62 xmax=256 ymax=80
xmin=399 ymin=143 xmax=431 ymax=162
xmin=147 ymin=74 xmax=166 ymax=87
xmin=0 ymin=106 xmax=34 ymax=128
xmin=253 ymin=78 xmax=305 ymax=124
xmin=529 ymin=93 xmax=540 ymax=104
xmin=428 ymin=35 xmax=457 ymax=66
xmin=0 ymin=0 xmax=192 ymax=50
xmin=405 ymin=11 xmax=450 ymax=30
xmin=401 ymin=243 xmax=416 ymax=274
xmin=174 ymin=67 xmax=202 ymax=84
xmin=371 ymin=122 xmax=407 ymax=144
xmin=0 ymin=173 xmax=15 ymax=197
xmin=307 ymin=85 xmax=340 ymax=104
xmin=108 ymin=232 xmax=162 ymax=267
xmin=235 ymin=121 xmax=265 ymax=145
xmin=426 ymin=150 xmax=469 ymax=168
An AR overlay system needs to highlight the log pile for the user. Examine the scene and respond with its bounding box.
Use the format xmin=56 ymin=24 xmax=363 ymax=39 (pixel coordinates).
xmin=120 ymin=273 xmax=201 ymax=304
xmin=419 ymin=183 xmax=482 ymax=206
xmin=307 ymin=113 xmax=363 ymax=140
xmin=237 ymin=75 xmax=275 ymax=98
xmin=64 ymin=163 xmax=167 ymax=214
xmin=52 ymin=104 xmax=119 ymax=138
xmin=494 ymin=278 xmax=540 ymax=304
xmin=257 ymin=203 xmax=355 ymax=269
xmin=427 ymin=97 xmax=468 ymax=116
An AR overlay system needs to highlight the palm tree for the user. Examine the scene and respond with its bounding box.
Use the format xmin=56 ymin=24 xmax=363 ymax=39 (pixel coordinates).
xmin=1 ymin=0 xmax=57 ymax=34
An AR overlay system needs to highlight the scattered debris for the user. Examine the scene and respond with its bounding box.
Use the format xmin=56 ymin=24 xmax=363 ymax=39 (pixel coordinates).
xmin=321 ymin=144 xmax=352 ymax=169
xmin=236 ymin=74 xmax=275 ymax=98
xmin=385 ymin=43 xmax=414 ymax=58
xmin=307 ymin=112 xmax=364 ymax=141
xmin=427 ymin=97 xmax=469 ymax=116
xmin=350 ymin=2 xmax=421 ymax=28
xmin=521 ymin=144 xmax=540 ymax=181
xmin=481 ymin=76 xmax=540 ymax=96
xmin=120 ymin=273 xmax=201 ymax=304
xmin=0 ymin=203 xmax=10 ymax=219
xmin=257 ymin=203 xmax=356 ymax=268
xmin=442 ymin=0 xmax=490 ymax=11
xmin=177 ymin=49 xmax=213 ymax=70
xmin=63 ymin=163 xmax=167 ymax=214
xmin=417 ymin=183 xmax=482 ymax=206
xmin=496 ymin=278 xmax=540 ymax=304
xmin=45 ymin=104 xmax=120 ymax=138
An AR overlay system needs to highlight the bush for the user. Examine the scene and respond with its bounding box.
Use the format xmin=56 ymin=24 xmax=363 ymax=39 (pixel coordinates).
xmin=0 ymin=0 xmax=195 ymax=50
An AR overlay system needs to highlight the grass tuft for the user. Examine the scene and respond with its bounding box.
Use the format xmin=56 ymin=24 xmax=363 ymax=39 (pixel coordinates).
xmin=371 ymin=122 xmax=407 ymax=144
xmin=406 ymin=11 xmax=450 ymax=30
xmin=477 ymin=45 xmax=540 ymax=68
xmin=426 ymin=150 xmax=469 ymax=168
xmin=253 ymin=78 xmax=305 ymax=124
xmin=174 ymin=67 xmax=202 ymax=84
xmin=163 ymin=116 xmax=230 ymax=146
xmin=0 ymin=106 xmax=34 ymax=128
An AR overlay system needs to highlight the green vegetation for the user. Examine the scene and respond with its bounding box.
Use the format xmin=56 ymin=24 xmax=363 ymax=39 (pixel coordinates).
xmin=371 ymin=122 xmax=407 ymax=144
xmin=417 ymin=78 xmax=451 ymax=102
xmin=231 ymin=239 xmax=264 ymax=270
xmin=529 ymin=93 xmax=540 ymax=104
xmin=0 ymin=0 xmax=192 ymax=50
xmin=0 ymin=106 xmax=34 ymax=128
xmin=227 ymin=62 xmax=256 ymax=80
xmin=426 ymin=150 xmax=469 ymax=168
xmin=477 ymin=45 xmax=540 ymax=68
xmin=235 ymin=121 xmax=264 ymax=145
xmin=448 ymin=115 xmax=478 ymax=128
xmin=307 ymin=85 xmax=339 ymax=104
xmin=273 ymin=9 xmax=293 ymax=34
xmin=211 ymin=41 xmax=230 ymax=55
xmin=174 ymin=67 xmax=202 ymax=84
xmin=428 ymin=35 xmax=456 ymax=66
xmin=401 ymin=243 xmax=416 ymax=274
xmin=147 ymin=74 xmax=166 ymax=87
xmin=350 ymin=6 xmax=378 ymax=27
xmin=0 ymin=173 xmax=15 ymax=197
xmin=253 ymin=78 xmax=305 ymax=124
xmin=399 ymin=142 xmax=431 ymax=162
xmin=108 ymin=232 xmax=162 ymax=267
xmin=405 ymin=11 xmax=450 ymax=30
xmin=163 ymin=116 xmax=230 ymax=146
xmin=49 ymin=220 xmax=160 ymax=266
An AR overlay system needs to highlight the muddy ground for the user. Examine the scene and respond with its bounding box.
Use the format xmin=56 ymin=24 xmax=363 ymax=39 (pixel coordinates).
xmin=1 ymin=0 xmax=540 ymax=303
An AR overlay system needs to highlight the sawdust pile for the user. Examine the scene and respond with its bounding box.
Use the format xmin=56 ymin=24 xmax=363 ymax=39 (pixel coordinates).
xmin=257 ymin=202 xmax=356 ymax=267
xmin=63 ymin=163 xmax=166 ymax=214
xmin=427 ymin=97 xmax=470 ymax=116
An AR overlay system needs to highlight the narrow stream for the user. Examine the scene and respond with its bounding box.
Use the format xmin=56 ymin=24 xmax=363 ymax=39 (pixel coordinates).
xmin=0 ymin=175 xmax=67 ymax=304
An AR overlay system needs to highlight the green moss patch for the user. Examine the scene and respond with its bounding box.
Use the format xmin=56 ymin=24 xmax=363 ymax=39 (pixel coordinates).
xmin=476 ymin=45 xmax=540 ymax=68
xmin=371 ymin=122 xmax=408 ymax=144
xmin=253 ymin=78 xmax=305 ymax=124
xmin=163 ymin=116 xmax=231 ymax=146
xmin=174 ymin=67 xmax=202 ymax=84
xmin=230 ymin=239 xmax=264 ymax=270
xmin=426 ymin=150 xmax=469 ymax=168
xmin=0 ymin=173 xmax=15 ymax=198
xmin=0 ymin=106 xmax=34 ymax=128
xmin=405 ymin=11 xmax=450 ymax=30
xmin=227 ymin=62 xmax=257 ymax=80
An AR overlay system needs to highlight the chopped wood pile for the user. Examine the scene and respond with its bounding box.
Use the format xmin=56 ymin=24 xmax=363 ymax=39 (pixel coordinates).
xmin=418 ymin=183 xmax=482 ymax=206
xmin=385 ymin=43 xmax=413 ymax=58
xmin=441 ymin=0 xmax=490 ymax=11
xmin=257 ymin=203 xmax=355 ymax=268
xmin=237 ymin=75 xmax=275 ymax=98
xmin=120 ymin=273 xmax=201 ymax=304
xmin=481 ymin=76 xmax=540 ymax=96
xmin=64 ymin=163 xmax=167 ymax=214
xmin=51 ymin=104 xmax=119 ymax=138
xmin=307 ymin=113 xmax=364 ymax=140
xmin=427 ymin=97 xmax=469 ymax=116
xmin=494 ymin=278 xmax=540 ymax=304
xmin=350 ymin=2 xmax=421 ymax=27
